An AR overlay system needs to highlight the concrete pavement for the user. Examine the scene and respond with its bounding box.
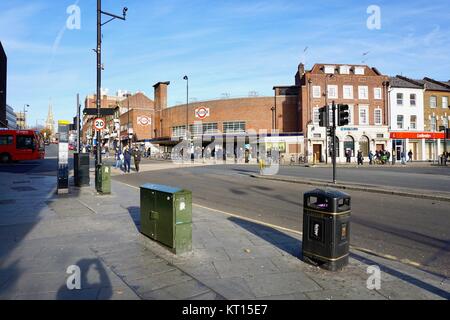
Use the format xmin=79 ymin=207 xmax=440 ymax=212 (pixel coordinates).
xmin=0 ymin=162 xmax=448 ymax=300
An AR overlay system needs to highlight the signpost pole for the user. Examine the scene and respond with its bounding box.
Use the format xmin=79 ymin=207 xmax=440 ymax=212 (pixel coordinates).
xmin=332 ymin=101 xmax=337 ymax=184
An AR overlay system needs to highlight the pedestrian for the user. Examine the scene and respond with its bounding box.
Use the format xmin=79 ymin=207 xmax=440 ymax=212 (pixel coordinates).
xmin=115 ymin=148 xmax=122 ymax=169
xmin=401 ymin=151 xmax=406 ymax=165
xmin=124 ymin=147 xmax=132 ymax=173
xmin=368 ymin=150 xmax=374 ymax=165
xmin=133 ymin=147 xmax=142 ymax=173
xmin=408 ymin=150 xmax=413 ymax=162
xmin=346 ymin=149 xmax=351 ymax=163
xmin=357 ymin=150 xmax=364 ymax=166
xmin=386 ymin=150 xmax=391 ymax=164
xmin=147 ymin=147 xmax=152 ymax=158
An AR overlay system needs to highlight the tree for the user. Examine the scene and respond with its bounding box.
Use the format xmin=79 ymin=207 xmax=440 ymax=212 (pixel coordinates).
xmin=41 ymin=128 xmax=53 ymax=140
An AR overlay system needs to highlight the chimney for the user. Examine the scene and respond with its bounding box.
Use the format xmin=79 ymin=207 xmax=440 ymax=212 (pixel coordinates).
xmin=153 ymin=82 xmax=170 ymax=111
xmin=298 ymin=63 xmax=305 ymax=76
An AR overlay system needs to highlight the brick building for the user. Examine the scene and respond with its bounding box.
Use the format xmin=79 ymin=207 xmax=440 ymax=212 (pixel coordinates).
xmin=276 ymin=63 xmax=390 ymax=163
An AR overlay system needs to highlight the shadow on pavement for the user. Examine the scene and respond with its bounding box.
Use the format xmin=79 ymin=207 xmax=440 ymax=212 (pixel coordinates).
xmin=230 ymin=216 xmax=449 ymax=299
xmin=127 ymin=206 xmax=141 ymax=233
xmin=56 ymin=258 xmax=112 ymax=300
xmin=0 ymin=157 xmax=83 ymax=298
xmin=228 ymin=216 xmax=302 ymax=258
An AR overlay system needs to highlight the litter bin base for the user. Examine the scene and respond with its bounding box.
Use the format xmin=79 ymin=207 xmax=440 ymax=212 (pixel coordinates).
xmin=303 ymin=252 xmax=349 ymax=271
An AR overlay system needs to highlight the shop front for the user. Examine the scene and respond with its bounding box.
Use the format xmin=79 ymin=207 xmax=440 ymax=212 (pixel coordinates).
xmin=390 ymin=132 xmax=445 ymax=161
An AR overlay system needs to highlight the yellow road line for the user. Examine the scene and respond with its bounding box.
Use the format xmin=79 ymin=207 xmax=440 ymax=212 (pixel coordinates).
xmin=115 ymin=180 xmax=423 ymax=268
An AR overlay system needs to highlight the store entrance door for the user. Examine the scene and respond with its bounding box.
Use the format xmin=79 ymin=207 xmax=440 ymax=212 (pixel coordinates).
xmin=313 ymin=144 xmax=322 ymax=163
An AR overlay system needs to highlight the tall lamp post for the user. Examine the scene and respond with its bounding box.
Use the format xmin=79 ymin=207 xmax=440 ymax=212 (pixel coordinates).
xmin=95 ymin=0 xmax=127 ymax=167
xmin=125 ymin=93 xmax=132 ymax=147
xmin=23 ymin=104 xmax=30 ymax=129
xmin=183 ymin=75 xmax=189 ymax=139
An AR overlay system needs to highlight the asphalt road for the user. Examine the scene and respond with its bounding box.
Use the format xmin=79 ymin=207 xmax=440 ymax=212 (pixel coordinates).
xmin=114 ymin=164 xmax=450 ymax=278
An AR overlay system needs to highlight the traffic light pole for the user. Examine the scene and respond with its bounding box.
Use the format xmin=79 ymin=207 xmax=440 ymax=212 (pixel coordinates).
xmin=332 ymin=101 xmax=337 ymax=184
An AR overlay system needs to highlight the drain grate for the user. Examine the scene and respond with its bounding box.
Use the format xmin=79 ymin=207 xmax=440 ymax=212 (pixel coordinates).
xmin=11 ymin=186 xmax=37 ymax=192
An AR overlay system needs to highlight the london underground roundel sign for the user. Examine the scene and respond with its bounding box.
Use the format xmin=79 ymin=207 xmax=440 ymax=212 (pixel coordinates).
xmin=195 ymin=107 xmax=210 ymax=120
xmin=94 ymin=118 xmax=106 ymax=131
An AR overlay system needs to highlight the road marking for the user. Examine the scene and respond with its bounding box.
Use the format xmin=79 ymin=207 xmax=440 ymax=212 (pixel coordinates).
xmin=114 ymin=180 xmax=423 ymax=269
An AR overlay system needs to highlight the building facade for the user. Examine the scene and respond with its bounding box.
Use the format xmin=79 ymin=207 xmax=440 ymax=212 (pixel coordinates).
xmin=420 ymin=78 xmax=450 ymax=160
xmin=15 ymin=112 xmax=26 ymax=130
xmin=0 ymin=42 xmax=7 ymax=128
xmin=293 ymin=63 xmax=390 ymax=163
xmin=6 ymin=105 xmax=16 ymax=130
xmin=388 ymin=76 xmax=426 ymax=161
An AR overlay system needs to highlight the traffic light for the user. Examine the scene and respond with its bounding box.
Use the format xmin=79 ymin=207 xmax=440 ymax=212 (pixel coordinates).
xmin=338 ymin=104 xmax=350 ymax=127
xmin=319 ymin=106 xmax=329 ymax=127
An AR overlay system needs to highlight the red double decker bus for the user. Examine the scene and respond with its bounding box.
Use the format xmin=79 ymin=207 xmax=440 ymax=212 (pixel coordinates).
xmin=0 ymin=129 xmax=45 ymax=163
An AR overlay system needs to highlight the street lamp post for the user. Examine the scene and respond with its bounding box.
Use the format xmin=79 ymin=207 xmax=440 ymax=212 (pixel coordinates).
xmin=23 ymin=104 xmax=29 ymax=129
xmin=95 ymin=0 xmax=127 ymax=167
xmin=126 ymin=93 xmax=132 ymax=147
xmin=183 ymin=75 xmax=189 ymax=139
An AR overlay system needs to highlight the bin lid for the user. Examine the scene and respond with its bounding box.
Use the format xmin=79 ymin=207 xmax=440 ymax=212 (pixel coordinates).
xmin=305 ymin=188 xmax=350 ymax=200
xmin=140 ymin=183 xmax=184 ymax=194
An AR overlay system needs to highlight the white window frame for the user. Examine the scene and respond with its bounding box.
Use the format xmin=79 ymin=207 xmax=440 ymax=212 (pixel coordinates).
xmin=443 ymin=117 xmax=449 ymax=129
xmin=343 ymin=85 xmax=353 ymax=99
xmin=397 ymin=115 xmax=404 ymax=129
xmin=410 ymin=94 xmax=417 ymax=107
xmin=324 ymin=65 xmax=335 ymax=74
xmin=442 ymin=96 xmax=448 ymax=109
xmin=430 ymin=115 xmax=437 ymax=131
xmin=312 ymin=86 xmax=321 ymax=98
xmin=410 ymin=115 xmax=417 ymax=130
xmin=327 ymin=85 xmax=338 ymax=99
xmin=354 ymin=67 xmax=365 ymax=75
xmin=348 ymin=104 xmax=354 ymax=125
xmin=374 ymin=88 xmax=382 ymax=100
xmin=359 ymin=106 xmax=369 ymax=125
xmin=313 ymin=107 xmax=320 ymax=124
xmin=397 ymin=93 xmax=404 ymax=106
xmin=358 ymin=86 xmax=369 ymax=100
xmin=340 ymin=65 xmax=350 ymax=74
xmin=374 ymin=108 xmax=382 ymax=125
xmin=430 ymin=96 xmax=437 ymax=108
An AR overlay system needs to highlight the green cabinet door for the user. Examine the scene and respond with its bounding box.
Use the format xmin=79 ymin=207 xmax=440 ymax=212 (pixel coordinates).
xmin=155 ymin=191 xmax=174 ymax=248
xmin=140 ymin=188 xmax=156 ymax=240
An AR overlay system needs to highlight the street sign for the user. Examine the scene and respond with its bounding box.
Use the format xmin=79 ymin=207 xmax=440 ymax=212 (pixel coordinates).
xmin=195 ymin=107 xmax=210 ymax=120
xmin=83 ymin=108 xmax=116 ymax=116
xmin=94 ymin=118 xmax=106 ymax=131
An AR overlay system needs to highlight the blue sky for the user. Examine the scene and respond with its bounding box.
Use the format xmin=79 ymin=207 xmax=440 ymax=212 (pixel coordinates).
xmin=1 ymin=0 xmax=449 ymax=127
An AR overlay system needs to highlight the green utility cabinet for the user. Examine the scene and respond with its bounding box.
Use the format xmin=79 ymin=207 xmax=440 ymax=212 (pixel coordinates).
xmin=96 ymin=164 xmax=111 ymax=194
xmin=140 ymin=184 xmax=192 ymax=254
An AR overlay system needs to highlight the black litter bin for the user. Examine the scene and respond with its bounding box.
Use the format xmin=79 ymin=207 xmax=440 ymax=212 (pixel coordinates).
xmin=302 ymin=189 xmax=351 ymax=271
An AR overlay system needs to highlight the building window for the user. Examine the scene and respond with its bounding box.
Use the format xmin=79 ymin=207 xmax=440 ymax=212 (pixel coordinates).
xmin=0 ymin=135 xmax=13 ymax=145
xmin=324 ymin=65 xmax=335 ymax=74
xmin=374 ymin=88 xmax=382 ymax=100
xmin=312 ymin=86 xmax=321 ymax=98
xmin=359 ymin=136 xmax=370 ymax=157
xmin=343 ymin=86 xmax=353 ymax=99
xmin=374 ymin=109 xmax=382 ymax=125
xmin=359 ymin=106 xmax=368 ymax=125
xmin=430 ymin=116 xmax=437 ymax=131
xmin=443 ymin=117 xmax=448 ymax=129
xmin=313 ymin=108 xmax=320 ymax=124
xmin=397 ymin=93 xmax=404 ymax=106
xmin=223 ymin=121 xmax=246 ymax=133
xmin=327 ymin=85 xmax=338 ymax=99
xmin=410 ymin=115 xmax=417 ymax=129
xmin=354 ymin=67 xmax=365 ymax=75
xmin=189 ymin=123 xmax=218 ymax=135
xmin=397 ymin=115 xmax=404 ymax=129
xmin=172 ymin=125 xmax=187 ymax=137
xmin=443 ymin=96 xmax=448 ymax=109
xmin=430 ymin=96 xmax=437 ymax=108
xmin=340 ymin=66 xmax=350 ymax=74
xmin=348 ymin=105 xmax=354 ymax=125
xmin=410 ymin=94 xmax=416 ymax=106
xmin=358 ymin=86 xmax=369 ymax=100
xmin=344 ymin=136 xmax=355 ymax=157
